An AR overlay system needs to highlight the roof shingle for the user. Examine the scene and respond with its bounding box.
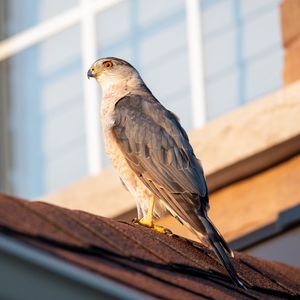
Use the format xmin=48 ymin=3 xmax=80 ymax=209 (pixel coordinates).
xmin=0 ymin=193 xmax=299 ymax=299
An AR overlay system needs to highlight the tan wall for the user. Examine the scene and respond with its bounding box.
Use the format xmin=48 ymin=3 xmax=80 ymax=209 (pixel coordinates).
xmin=280 ymin=0 xmax=300 ymax=47
xmin=281 ymin=0 xmax=300 ymax=84
xmin=283 ymin=36 xmax=300 ymax=84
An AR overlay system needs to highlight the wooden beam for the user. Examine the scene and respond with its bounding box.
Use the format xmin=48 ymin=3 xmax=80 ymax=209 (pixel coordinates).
xmin=43 ymin=168 xmax=135 ymax=218
xmin=189 ymin=81 xmax=300 ymax=191
xmin=206 ymin=134 xmax=300 ymax=192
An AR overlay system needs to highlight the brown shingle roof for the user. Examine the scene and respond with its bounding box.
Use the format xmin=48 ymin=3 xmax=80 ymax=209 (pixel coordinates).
xmin=0 ymin=193 xmax=299 ymax=299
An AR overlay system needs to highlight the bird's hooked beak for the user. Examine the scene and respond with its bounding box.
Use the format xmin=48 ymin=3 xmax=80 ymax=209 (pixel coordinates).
xmin=87 ymin=65 xmax=101 ymax=80
xmin=87 ymin=68 xmax=94 ymax=79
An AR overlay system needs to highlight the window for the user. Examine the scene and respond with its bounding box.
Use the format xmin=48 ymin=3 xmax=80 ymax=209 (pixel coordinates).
xmin=201 ymin=0 xmax=283 ymax=119
xmin=0 ymin=0 xmax=282 ymax=199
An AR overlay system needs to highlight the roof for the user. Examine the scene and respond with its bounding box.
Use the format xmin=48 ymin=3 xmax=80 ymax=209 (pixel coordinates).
xmin=0 ymin=193 xmax=300 ymax=299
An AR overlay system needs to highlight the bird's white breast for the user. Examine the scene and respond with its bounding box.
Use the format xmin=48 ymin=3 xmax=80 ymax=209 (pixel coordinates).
xmin=99 ymin=85 xmax=166 ymax=219
xmin=101 ymin=92 xmax=138 ymax=196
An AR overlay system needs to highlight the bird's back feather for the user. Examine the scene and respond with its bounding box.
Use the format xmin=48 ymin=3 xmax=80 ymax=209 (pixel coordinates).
xmin=112 ymin=94 xmax=209 ymax=223
xmin=112 ymin=93 xmax=244 ymax=288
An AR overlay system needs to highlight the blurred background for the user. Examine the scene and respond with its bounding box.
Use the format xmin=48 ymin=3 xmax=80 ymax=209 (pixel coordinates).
xmin=0 ymin=0 xmax=283 ymax=200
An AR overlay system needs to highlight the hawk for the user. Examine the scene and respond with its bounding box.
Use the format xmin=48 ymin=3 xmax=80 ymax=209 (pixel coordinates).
xmin=87 ymin=57 xmax=244 ymax=288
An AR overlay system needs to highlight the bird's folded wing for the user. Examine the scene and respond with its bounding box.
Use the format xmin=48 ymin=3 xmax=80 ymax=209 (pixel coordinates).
xmin=112 ymin=94 xmax=208 ymax=225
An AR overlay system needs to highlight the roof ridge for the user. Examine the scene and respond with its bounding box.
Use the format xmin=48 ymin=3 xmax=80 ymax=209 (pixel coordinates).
xmin=13 ymin=199 xmax=89 ymax=246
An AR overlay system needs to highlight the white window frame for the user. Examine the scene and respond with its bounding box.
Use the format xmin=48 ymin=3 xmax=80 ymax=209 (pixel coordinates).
xmin=186 ymin=0 xmax=206 ymax=128
xmin=0 ymin=0 xmax=206 ymax=176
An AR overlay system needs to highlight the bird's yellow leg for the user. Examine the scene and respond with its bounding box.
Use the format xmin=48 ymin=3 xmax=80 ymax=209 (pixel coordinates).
xmin=139 ymin=195 xmax=155 ymax=227
xmin=135 ymin=196 xmax=173 ymax=235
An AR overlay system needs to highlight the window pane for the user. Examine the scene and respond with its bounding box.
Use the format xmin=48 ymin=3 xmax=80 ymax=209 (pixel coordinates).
xmin=201 ymin=0 xmax=283 ymax=120
xmin=0 ymin=0 xmax=78 ymax=40
xmin=0 ymin=25 xmax=87 ymax=199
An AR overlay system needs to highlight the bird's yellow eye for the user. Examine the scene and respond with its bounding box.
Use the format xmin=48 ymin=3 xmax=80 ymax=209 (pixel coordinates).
xmin=103 ymin=61 xmax=113 ymax=68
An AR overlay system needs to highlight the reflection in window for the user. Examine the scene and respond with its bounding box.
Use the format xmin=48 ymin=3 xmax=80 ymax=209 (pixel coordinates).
xmin=0 ymin=25 xmax=87 ymax=199
xmin=0 ymin=0 xmax=78 ymax=40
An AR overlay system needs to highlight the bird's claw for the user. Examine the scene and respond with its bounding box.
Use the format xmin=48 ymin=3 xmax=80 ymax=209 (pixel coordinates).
xmin=132 ymin=218 xmax=173 ymax=236
xmin=132 ymin=217 xmax=140 ymax=224
xmin=151 ymin=225 xmax=173 ymax=236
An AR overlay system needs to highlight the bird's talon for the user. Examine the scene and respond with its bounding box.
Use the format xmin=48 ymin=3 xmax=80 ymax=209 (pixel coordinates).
xmin=133 ymin=219 xmax=173 ymax=236
xmin=132 ymin=218 xmax=140 ymax=224
xmin=152 ymin=225 xmax=173 ymax=236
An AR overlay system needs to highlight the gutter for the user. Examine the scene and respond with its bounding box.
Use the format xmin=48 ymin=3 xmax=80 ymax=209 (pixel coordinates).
xmin=0 ymin=235 xmax=149 ymax=300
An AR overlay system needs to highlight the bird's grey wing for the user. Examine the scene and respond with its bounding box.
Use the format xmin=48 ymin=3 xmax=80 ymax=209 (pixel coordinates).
xmin=112 ymin=94 xmax=208 ymax=230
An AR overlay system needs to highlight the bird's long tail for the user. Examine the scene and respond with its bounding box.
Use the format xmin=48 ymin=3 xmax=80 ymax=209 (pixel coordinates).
xmin=197 ymin=214 xmax=245 ymax=289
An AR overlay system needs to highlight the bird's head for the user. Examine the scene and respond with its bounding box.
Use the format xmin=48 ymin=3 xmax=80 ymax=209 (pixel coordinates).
xmin=87 ymin=57 xmax=142 ymax=90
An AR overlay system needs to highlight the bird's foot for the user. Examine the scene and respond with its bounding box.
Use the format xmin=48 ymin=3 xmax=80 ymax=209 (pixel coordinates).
xmin=152 ymin=224 xmax=173 ymax=235
xmin=132 ymin=218 xmax=173 ymax=235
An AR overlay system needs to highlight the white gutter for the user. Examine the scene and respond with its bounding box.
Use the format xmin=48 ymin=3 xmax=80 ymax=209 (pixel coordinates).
xmin=0 ymin=235 xmax=149 ymax=300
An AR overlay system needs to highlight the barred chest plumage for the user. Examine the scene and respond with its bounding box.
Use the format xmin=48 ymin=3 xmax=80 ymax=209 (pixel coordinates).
xmin=100 ymin=92 xmax=162 ymax=219
xmin=101 ymin=93 xmax=137 ymax=192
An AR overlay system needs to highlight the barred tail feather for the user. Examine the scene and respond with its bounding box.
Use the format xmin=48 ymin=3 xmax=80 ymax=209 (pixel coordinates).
xmin=197 ymin=215 xmax=245 ymax=288
xmin=206 ymin=215 xmax=234 ymax=257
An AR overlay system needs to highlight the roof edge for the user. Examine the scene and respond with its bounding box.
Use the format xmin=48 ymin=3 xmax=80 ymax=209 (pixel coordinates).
xmin=229 ymin=204 xmax=300 ymax=251
xmin=207 ymin=134 xmax=300 ymax=193
xmin=0 ymin=235 xmax=149 ymax=300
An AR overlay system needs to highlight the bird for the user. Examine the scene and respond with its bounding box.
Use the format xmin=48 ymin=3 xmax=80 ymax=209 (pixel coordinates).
xmin=87 ymin=57 xmax=244 ymax=288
